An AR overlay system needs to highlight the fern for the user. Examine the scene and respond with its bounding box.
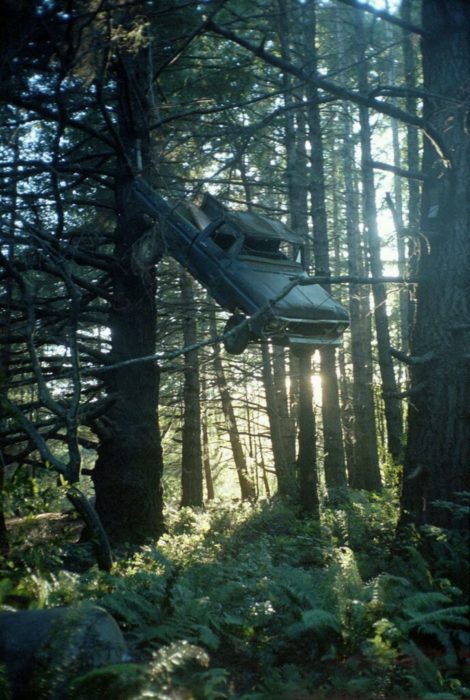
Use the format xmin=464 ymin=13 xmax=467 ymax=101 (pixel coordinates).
xmin=65 ymin=663 xmax=146 ymax=700
xmin=300 ymin=609 xmax=342 ymax=634
xmin=402 ymin=639 xmax=456 ymax=697
xmin=7 ymin=499 xmax=470 ymax=699
xmin=403 ymin=591 xmax=452 ymax=611
xmin=102 ymin=593 xmax=157 ymax=629
xmin=404 ymin=605 xmax=469 ymax=631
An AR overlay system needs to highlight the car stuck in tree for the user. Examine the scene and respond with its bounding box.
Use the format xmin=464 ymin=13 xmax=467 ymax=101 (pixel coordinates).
xmin=133 ymin=178 xmax=349 ymax=354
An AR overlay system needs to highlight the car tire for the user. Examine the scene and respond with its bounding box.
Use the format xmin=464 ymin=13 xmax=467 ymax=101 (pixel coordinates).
xmin=223 ymin=314 xmax=250 ymax=354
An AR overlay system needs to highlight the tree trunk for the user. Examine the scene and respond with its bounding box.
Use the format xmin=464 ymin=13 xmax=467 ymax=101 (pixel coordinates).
xmin=401 ymin=0 xmax=470 ymax=530
xmin=180 ymin=272 xmax=203 ymax=507
xmin=388 ymin=37 xmax=411 ymax=364
xmin=261 ymin=343 xmax=293 ymax=497
xmin=272 ymin=346 xmax=296 ymax=468
xmin=92 ymin=46 xmax=164 ymax=542
xmin=277 ymin=0 xmax=309 ymax=245
xmin=201 ymin=377 xmax=215 ymax=501
xmin=333 ymin=9 xmax=380 ymax=489
xmin=296 ymin=351 xmax=319 ymax=517
xmin=355 ymin=10 xmax=403 ymax=465
xmin=209 ymin=311 xmax=256 ymax=501
xmin=332 ymin=182 xmax=355 ymax=488
xmin=303 ymin=1 xmax=347 ymax=495
xmin=401 ymin=0 xmax=421 ymax=336
xmin=256 ymin=433 xmax=272 ymax=500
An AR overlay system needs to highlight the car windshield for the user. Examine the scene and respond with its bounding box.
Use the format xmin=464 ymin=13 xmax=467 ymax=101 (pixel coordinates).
xmin=199 ymin=194 xmax=303 ymax=263
xmin=180 ymin=194 xmax=303 ymax=263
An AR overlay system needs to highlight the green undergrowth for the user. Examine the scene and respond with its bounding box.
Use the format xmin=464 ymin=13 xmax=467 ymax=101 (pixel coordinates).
xmin=1 ymin=493 xmax=469 ymax=699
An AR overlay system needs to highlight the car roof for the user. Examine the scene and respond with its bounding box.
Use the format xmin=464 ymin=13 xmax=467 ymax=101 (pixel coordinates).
xmin=198 ymin=193 xmax=304 ymax=245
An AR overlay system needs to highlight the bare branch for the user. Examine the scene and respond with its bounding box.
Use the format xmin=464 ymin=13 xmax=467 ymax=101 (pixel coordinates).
xmin=368 ymin=159 xmax=427 ymax=182
xmin=85 ymin=275 xmax=417 ymax=374
xmin=0 ymin=395 xmax=67 ymax=473
xmin=334 ymin=0 xmax=426 ymax=36
xmin=207 ymin=20 xmax=451 ymax=167
xmin=0 ymin=92 xmax=115 ymax=148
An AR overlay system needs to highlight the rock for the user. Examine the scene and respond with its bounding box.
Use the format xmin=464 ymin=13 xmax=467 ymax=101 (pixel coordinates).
xmin=0 ymin=605 xmax=128 ymax=699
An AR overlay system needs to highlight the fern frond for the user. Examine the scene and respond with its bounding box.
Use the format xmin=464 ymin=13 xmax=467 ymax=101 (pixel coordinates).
xmin=404 ymin=605 xmax=469 ymax=631
xmin=403 ymin=591 xmax=451 ymax=612
xmin=301 ymin=608 xmax=342 ymax=634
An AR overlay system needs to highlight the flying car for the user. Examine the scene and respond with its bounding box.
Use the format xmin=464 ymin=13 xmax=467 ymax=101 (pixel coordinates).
xmin=133 ymin=178 xmax=349 ymax=354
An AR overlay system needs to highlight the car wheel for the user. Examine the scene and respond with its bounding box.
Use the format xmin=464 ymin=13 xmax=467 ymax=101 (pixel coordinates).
xmin=223 ymin=314 xmax=250 ymax=354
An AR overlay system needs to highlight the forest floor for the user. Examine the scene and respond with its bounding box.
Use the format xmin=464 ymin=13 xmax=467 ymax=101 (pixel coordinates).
xmin=2 ymin=493 xmax=469 ymax=699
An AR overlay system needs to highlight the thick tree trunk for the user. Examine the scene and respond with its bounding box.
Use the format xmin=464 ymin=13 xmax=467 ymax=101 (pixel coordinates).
xmin=303 ymin=2 xmax=347 ymax=494
xmin=332 ymin=184 xmax=355 ymax=489
xmin=401 ymin=0 xmax=470 ymax=530
xmin=277 ymin=0 xmax=309 ymax=245
xmin=334 ymin=10 xmax=380 ymax=488
xmin=92 ymin=47 xmax=164 ymax=542
xmin=401 ymin=0 xmax=421 ymax=336
xmin=388 ymin=39 xmax=411 ymax=363
xmin=261 ymin=343 xmax=293 ymax=497
xmin=341 ymin=100 xmax=381 ymax=489
xmin=201 ymin=378 xmax=215 ymax=501
xmin=272 ymin=346 xmax=296 ymax=468
xmin=355 ymin=11 xmax=403 ymax=465
xmin=180 ymin=272 xmax=203 ymax=507
xmin=209 ymin=311 xmax=256 ymax=501
xmin=296 ymin=351 xmax=319 ymax=517
xmin=277 ymin=0 xmax=308 ymax=475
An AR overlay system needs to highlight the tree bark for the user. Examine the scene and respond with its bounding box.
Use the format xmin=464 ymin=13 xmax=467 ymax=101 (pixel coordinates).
xmin=401 ymin=0 xmax=470 ymax=530
xmin=201 ymin=377 xmax=215 ymax=501
xmin=388 ymin=35 xmax=411 ymax=362
xmin=355 ymin=10 xmax=403 ymax=466
xmin=401 ymin=0 xmax=421 ymax=338
xmin=336 ymin=6 xmax=380 ymax=489
xmin=261 ymin=343 xmax=293 ymax=497
xmin=272 ymin=346 xmax=296 ymax=468
xmin=180 ymin=272 xmax=203 ymax=507
xmin=296 ymin=351 xmax=319 ymax=517
xmin=209 ymin=311 xmax=256 ymax=501
xmin=302 ymin=1 xmax=348 ymax=495
xmin=92 ymin=42 xmax=164 ymax=542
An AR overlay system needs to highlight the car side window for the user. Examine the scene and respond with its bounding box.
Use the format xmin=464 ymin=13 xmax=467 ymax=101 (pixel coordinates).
xmin=210 ymin=229 xmax=239 ymax=252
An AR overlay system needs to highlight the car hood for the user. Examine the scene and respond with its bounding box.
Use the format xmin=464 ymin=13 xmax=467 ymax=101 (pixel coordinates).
xmin=234 ymin=263 xmax=349 ymax=323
